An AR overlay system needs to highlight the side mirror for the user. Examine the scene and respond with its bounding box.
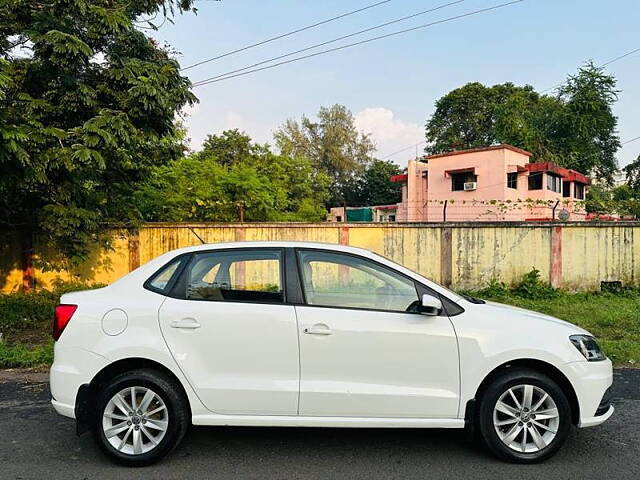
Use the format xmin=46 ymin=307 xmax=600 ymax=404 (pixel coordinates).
xmin=420 ymin=294 xmax=442 ymax=316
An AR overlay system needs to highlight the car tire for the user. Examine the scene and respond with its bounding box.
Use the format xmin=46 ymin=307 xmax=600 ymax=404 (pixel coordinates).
xmin=93 ymin=368 xmax=189 ymax=467
xmin=477 ymin=368 xmax=571 ymax=463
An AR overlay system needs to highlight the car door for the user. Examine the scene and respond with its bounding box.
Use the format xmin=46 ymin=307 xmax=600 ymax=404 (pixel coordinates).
xmin=158 ymin=248 xmax=299 ymax=416
xmin=295 ymin=249 xmax=460 ymax=419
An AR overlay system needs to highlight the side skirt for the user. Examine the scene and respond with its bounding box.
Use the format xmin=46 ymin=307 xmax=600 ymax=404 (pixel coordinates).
xmin=192 ymin=415 xmax=465 ymax=428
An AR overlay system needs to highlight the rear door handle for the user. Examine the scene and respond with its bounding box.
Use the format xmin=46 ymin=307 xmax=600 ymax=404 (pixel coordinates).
xmin=304 ymin=324 xmax=332 ymax=335
xmin=170 ymin=319 xmax=201 ymax=329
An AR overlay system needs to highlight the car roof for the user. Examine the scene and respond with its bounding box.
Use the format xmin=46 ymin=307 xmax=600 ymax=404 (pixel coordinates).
xmin=171 ymin=241 xmax=374 ymax=256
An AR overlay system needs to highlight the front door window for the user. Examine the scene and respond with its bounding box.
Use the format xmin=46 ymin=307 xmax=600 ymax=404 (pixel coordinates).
xmin=297 ymin=250 xmax=419 ymax=312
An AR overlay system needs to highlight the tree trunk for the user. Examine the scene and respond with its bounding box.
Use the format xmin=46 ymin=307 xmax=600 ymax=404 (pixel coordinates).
xmin=21 ymin=228 xmax=34 ymax=291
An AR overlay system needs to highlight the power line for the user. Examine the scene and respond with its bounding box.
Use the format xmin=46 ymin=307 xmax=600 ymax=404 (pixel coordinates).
xmin=193 ymin=0 xmax=526 ymax=87
xmin=540 ymin=45 xmax=640 ymax=94
xmin=192 ymin=0 xmax=468 ymax=86
xmin=622 ymin=135 xmax=640 ymax=146
xmin=381 ymin=141 xmax=427 ymax=160
xmin=181 ymin=0 xmax=395 ymax=71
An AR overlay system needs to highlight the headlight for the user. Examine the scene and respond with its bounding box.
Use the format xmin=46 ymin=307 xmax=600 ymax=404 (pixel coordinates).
xmin=569 ymin=335 xmax=606 ymax=361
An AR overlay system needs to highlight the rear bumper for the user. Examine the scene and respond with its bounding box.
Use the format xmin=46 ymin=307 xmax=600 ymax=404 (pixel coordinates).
xmin=49 ymin=345 xmax=110 ymax=419
xmin=51 ymin=399 xmax=75 ymax=418
xmin=560 ymin=358 xmax=614 ymax=428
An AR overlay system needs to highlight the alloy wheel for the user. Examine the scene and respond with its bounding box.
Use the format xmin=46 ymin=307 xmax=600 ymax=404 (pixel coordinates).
xmin=492 ymin=384 xmax=559 ymax=453
xmin=102 ymin=386 xmax=169 ymax=455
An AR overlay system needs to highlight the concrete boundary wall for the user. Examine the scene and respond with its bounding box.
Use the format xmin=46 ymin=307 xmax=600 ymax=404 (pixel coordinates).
xmin=1 ymin=222 xmax=639 ymax=292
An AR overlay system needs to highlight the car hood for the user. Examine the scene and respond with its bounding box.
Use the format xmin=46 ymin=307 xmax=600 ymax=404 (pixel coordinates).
xmin=480 ymin=300 xmax=592 ymax=336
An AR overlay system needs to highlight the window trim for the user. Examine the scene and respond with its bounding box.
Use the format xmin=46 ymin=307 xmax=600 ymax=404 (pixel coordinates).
xmin=294 ymin=247 xmax=461 ymax=316
xmin=143 ymin=246 xmax=464 ymax=315
xmin=165 ymin=247 xmax=288 ymax=305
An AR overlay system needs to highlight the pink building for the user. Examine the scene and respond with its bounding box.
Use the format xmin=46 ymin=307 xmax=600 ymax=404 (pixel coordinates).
xmin=393 ymin=145 xmax=590 ymax=222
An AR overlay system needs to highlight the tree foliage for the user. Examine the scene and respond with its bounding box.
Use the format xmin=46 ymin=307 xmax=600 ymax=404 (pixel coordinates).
xmin=425 ymin=62 xmax=620 ymax=182
xmin=344 ymin=159 xmax=403 ymax=207
xmin=135 ymin=130 xmax=330 ymax=222
xmin=274 ymin=104 xmax=375 ymax=206
xmin=585 ymin=183 xmax=640 ymax=219
xmin=623 ymin=154 xmax=640 ymax=191
xmin=0 ymin=0 xmax=197 ymax=262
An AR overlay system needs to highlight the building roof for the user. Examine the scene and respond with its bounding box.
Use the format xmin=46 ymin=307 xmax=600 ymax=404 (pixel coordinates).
xmin=525 ymin=162 xmax=591 ymax=185
xmin=390 ymin=174 xmax=408 ymax=183
xmin=424 ymin=144 xmax=532 ymax=160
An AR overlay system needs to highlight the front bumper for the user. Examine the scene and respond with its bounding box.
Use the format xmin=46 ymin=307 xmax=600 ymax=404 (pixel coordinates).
xmin=560 ymin=358 xmax=614 ymax=428
xmin=580 ymin=404 xmax=614 ymax=428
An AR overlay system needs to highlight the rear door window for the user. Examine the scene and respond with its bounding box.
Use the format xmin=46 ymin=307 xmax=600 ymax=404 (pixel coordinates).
xmin=178 ymin=249 xmax=284 ymax=303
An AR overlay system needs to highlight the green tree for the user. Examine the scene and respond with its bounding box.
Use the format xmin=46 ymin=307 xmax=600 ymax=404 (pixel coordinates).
xmin=274 ymin=104 xmax=374 ymax=206
xmin=424 ymin=63 xmax=620 ymax=182
xmin=199 ymin=129 xmax=269 ymax=166
xmin=623 ymin=154 xmax=640 ymax=191
xmin=585 ymin=183 xmax=640 ymax=219
xmin=0 ymin=0 xmax=197 ymax=263
xmin=344 ymin=159 xmax=403 ymax=206
xmin=556 ymin=62 xmax=620 ymax=181
xmin=425 ymin=82 xmax=528 ymax=153
xmin=135 ymin=131 xmax=330 ymax=222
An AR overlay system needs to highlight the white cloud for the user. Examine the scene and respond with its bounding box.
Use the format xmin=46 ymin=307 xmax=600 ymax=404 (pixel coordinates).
xmin=354 ymin=107 xmax=424 ymax=162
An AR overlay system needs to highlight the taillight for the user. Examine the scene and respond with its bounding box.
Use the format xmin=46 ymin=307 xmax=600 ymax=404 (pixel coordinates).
xmin=53 ymin=304 xmax=78 ymax=341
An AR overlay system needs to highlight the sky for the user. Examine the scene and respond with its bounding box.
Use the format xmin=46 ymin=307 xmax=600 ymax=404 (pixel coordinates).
xmin=150 ymin=0 xmax=640 ymax=169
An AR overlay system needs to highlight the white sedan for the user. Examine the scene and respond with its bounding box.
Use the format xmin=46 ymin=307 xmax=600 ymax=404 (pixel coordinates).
xmin=50 ymin=241 xmax=613 ymax=466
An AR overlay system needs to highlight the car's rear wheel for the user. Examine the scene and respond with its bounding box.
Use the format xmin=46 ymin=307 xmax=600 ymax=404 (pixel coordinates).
xmin=478 ymin=368 xmax=571 ymax=463
xmin=93 ymin=369 xmax=189 ymax=467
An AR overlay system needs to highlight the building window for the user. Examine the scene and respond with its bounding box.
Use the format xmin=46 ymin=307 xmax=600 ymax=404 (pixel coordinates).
xmin=528 ymin=172 xmax=543 ymax=190
xmin=563 ymin=181 xmax=571 ymax=198
xmin=574 ymin=183 xmax=585 ymax=200
xmin=546 ymin=174 xmax=562 ymax=193
xmin=451 ymin=172 xmax=477 ymax=191
xmin=507 ymin=172 xmax=518 ymax=189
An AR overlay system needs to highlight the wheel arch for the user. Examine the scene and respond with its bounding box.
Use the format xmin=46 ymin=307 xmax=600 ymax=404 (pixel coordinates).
xmin=75 ymin=357 xmax=192 ymax=430
xmin=465 ymin=358 xmax=580 ymax=427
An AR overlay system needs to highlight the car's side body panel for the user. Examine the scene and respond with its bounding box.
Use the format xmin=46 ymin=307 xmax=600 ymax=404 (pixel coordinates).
xmin=449 ymin=300 xmax=612 ymax=426
xmin=159 ymin=298 xmax=300 ymax=415
xmin=191 ymin=414 xmax=465 ymax=428
xmin=295 ymin=305 xmax=460 ymax=418
xmin=51 ymin=286 xmax=209 ymax=419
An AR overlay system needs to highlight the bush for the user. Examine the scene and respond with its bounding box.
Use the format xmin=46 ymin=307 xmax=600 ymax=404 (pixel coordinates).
xmin=0 ymin=281 xmax=104 ymax=341
xmin=477 ymin=278 xmax=509 ymax=298
xmin=511 ymin=268 xmax=559 ymax=299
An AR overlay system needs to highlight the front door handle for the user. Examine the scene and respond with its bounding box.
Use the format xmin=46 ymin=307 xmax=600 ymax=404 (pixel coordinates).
xmin=170 ymin=318 xmax=201 ymax=329
xmin=304 ymin=324 xmax=332 ymax=335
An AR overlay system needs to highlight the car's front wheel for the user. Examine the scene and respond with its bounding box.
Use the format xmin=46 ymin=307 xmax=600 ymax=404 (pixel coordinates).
xmin=478 ymin=368 xmax=571 ymax=463
xmin=93 ymin=369 xmax=189 ymax=467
